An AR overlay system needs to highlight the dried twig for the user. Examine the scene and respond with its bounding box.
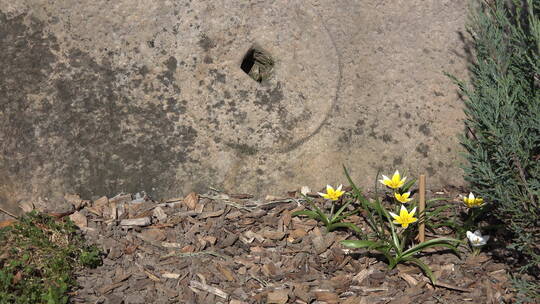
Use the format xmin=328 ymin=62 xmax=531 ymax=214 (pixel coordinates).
xmin=0 ymin=206 xmax=18 ymax=219
xmin=432 ymin=280 xmax=471 ymax=292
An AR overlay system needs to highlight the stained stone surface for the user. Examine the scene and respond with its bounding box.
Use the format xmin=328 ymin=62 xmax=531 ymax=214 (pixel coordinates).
xmin=0 ymin=0 xmax=470 ymax=215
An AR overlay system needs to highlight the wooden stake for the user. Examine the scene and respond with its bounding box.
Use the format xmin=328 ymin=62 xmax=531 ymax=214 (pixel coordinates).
xmin=418 ymin=175 xmax=426 ymax=243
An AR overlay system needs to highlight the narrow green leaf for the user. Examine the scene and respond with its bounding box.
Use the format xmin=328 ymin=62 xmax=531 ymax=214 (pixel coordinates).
xmin=340 ymin=240 xmax=384 ymax=249
xmin=401 ymin=178 xmax=417 ymax=193
xmin=291 ymin=210 xmax=323 ymax=221
xmin=426 ymin=197 xmax=451 ymax=204
xmin=328 ymin=222 xmax=363 ymax=235
xmin=405 ymin=257 xmax=436 ymax=284
xmin=333 ymin=209 xmax=360 ymax=222
xmin=330 ymin=200 xmax=353 ymax=223
xmin=402 ymin=237 xmax=461 ymax=257
xmin=343 ymin=166 xmax=369 ymax=204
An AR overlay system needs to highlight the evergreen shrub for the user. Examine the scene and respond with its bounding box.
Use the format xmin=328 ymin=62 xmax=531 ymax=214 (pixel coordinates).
xmin=450 ymin=0 xmax=539 ymax=301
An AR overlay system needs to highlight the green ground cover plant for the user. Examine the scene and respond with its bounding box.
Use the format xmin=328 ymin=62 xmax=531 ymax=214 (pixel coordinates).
xmin=0 ymin=211 xmax=101 ymax=304
xmin=449 ymin=0 xmax=539 ymax=301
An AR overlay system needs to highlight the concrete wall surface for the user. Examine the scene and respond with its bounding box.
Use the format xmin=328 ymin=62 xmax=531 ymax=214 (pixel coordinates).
xmin=0 ymin=0 xmax=470 ymax=214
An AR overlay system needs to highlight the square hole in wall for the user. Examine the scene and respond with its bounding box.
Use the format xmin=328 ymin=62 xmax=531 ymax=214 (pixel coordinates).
xmin=240 ymin=46 xmax=274 ymax=83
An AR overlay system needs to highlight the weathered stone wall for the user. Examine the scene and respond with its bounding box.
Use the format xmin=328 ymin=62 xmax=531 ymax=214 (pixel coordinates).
xmin=0 ymin=0 xmax=469 ymax=214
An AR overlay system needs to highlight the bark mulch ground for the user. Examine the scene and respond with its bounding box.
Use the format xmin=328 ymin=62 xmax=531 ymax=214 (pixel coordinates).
xmin=65 ymin=190 xmax=515 ymax=304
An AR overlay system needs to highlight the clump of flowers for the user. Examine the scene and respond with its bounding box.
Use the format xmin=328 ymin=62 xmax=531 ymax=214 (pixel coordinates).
xmin=293 ymin=168 xmax=466 ymax=284
xmin=339 ymin=167 xmax=459 ymax=284
xmin=292 ymin=184 xmax=361 ymax=234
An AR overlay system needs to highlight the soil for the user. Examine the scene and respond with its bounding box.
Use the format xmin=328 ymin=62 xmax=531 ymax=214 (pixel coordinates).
xmin=66 ymin=189 xmax=514 ymax=304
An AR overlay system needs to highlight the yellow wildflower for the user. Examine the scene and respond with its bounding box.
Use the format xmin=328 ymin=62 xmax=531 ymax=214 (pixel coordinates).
xmin=379 ymin=170 xmax=407 ymax=189
xmin=394 ymin=192 xmax=412 ymax=203
xmin=318 ymin=184 xmax=345 ymax=201
xmin=389 ymin=205 xmax=418 ymax=228
xmin=463 ymin=192 xmax=484 ymax=208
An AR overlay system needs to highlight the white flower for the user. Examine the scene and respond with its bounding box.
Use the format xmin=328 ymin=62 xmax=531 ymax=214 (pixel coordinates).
xmin=300 ymin=186 xmax=311 ymax=196
xmin=466 ymin=230 xmax=490 ymax=247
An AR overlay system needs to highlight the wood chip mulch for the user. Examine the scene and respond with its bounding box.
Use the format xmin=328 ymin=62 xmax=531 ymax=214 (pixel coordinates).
xmin=63 ymin=190 xmax=515 ymax=304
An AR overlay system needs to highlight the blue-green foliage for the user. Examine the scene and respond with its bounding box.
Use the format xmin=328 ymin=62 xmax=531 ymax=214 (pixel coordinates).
xmin=451 ymin=0 xmax=539 ymax=301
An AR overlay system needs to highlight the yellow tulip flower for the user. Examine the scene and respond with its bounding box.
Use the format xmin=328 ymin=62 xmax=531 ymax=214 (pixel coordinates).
xmin=463 ymin=192 xmax=484 ymax=208
xmin=379 ymin=170 xmax=407 ymax=189
xmin=389 ymin=205 xmax=418 ymax=228
xmin=394 ymin=192 xmax=412 ymax=203
xmin=318 ymin=184 xmax=345 ymax=201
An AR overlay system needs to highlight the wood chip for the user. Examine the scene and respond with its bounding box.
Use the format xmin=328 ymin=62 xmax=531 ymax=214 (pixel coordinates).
xmin=68 ymin=211 xmax=87 ymax=228
xmin=353 ymin=268 xmax=374 ymax=283
xmin=184 ymin=192 xmax=199 ymax=210
xmin=117 ymin=203 xmax=127 ymax=219
xmin=137 ymin=229 xmax=166 ymax=242
xmin=262 ymin=230 xmax=286 ymax=240
xmin=267 ymin=289 xmax=289 ymax=304
xmin=110 ymin=203 xmax=118 ymax=220
xmin=313 ymin=290 xmax=339 ymax=304
xmin=113 ymin=272 xmax=132 ymax=284
xmin=217 ymin=263 xmax=236 ymax=282
xmin=229 ymin=193 xmax=253 ymax=199
xmin=199 ymin=209 xmax=224 ymax=219
xmin=64 ymin=193 xmax=85 ymax=209
xmin=94 ymin=196 xmax=109 ymax=207
xmin=342 ymin=296 xmax=366 ymax=304
xmin=120 ymin=217 xmax=151 ymax=227
xmin=189 ymin=280 xmax=228 ymax=299
xmin=399 ymin=272 xmax=418 ymax=286
xmin=162 ymin=272 xmax=181 ymax=279
xmin=109 ymin=193 xmax=132 ymax=204
xmin=162 ymin=242 xmax=183 ymax=248
xmin=98 ymin=282 xmax=124 ymax=295
xmin=153 ymin=206 xmax=167 ymax=221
